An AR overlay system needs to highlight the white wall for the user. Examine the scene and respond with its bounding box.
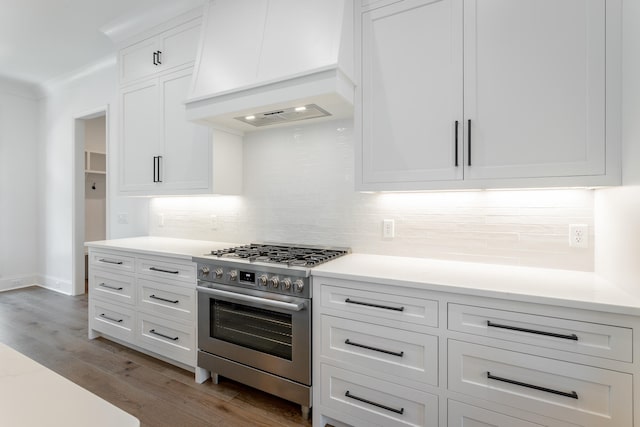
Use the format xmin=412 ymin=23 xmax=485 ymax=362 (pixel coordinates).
xmin=0 ymin=78 xmax=40 ymax=290
xmin=594 ymin=0 xmax=640 ymax=291
xmin=150 ymin=119 xmax=595 ymax=271
xmin=39 ymin=58 xmax=148 ymax=295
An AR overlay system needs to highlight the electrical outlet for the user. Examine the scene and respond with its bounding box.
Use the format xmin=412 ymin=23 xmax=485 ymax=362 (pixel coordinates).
xmin=569 ymin=224 xmax=589 ymax=248
xmin=383 ymin=219 xmax=395 ymax=239
xmin=158 ymin=213 xmax=164 ymax=227
xmin=210 ymin=215 xmax=218 ymax=230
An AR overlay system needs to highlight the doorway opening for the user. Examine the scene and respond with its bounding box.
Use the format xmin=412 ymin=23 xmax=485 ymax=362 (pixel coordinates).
xmin=73 ymin=106 xmax=109 ymax=296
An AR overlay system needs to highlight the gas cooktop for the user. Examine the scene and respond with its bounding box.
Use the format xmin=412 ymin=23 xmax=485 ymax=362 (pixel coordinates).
xmin=208 ymin=243 xmax=350 ymax=267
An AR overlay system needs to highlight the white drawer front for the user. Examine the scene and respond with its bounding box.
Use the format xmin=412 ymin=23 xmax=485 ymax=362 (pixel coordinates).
xmin=321 ymin=364 xmax=438 ymax=427
xmin=448 ymin=304 xmax=632 ymax=362
xmin=90 ymin=300 xmax=135 ymax=343
xmin=137 ymin=278 xmax=195 ymax=322
xmin=89 ymin=270 xmax=135 ymax=305
xmin=138 ymin=313 xmax=195 ymax=366
xmin=448 ymin=340 xmax=632 ymax=427
xmin=448 ymin=400 xmax=545 ymax=427
xmin=321 ymin=315 xmax=438 ymax=387
xmin=136 ymin=257 xmax=196 ymax=284
xmin=90 ymin=250 xmax=135 ymax=274
xmin=320 ymin=284 xmax=438 ymax=327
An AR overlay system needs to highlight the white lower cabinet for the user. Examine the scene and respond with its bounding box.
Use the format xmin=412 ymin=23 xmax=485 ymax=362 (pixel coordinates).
xmin=88 ymin=247 xmax=197 ymax=371
xmin=448 ymin=400 xmax=545 ymax=427
xmin=137 ymin=312 xmax=195 ymax=367
xmin=448 ymin=340 xmax=632 ymax=427
xmin=313 ymin=275 xmax=638 ymax=427
xmin=321 ymin=364 xmax=439 ymax=427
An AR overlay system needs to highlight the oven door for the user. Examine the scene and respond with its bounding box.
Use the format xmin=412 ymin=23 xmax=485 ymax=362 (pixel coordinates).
xmin=197 ymin=282 xmax=311 ymax=385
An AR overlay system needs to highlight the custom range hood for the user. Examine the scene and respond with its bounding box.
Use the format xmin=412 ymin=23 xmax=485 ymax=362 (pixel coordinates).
xmin=185 ymin=0 xmax=354 ymax=132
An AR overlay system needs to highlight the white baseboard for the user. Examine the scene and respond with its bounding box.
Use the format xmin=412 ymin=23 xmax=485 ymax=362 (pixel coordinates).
xmin=0 ymin=274 xmax=38 ymax=292
xmin=36 ymin=275 xmax=74 ymax=296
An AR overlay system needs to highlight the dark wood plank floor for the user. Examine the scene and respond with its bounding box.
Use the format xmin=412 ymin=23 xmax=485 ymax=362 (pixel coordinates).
xmin=0 ymin=286 xmax=312 ymax=427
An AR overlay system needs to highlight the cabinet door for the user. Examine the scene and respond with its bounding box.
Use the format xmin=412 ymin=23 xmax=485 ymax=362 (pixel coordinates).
xmin=120 ymin=80 xmax=161 ymax=192
xmin=160 ymin=69 xmax=211 ymax=191
xmin=360 ymin=0 xmax=463 ymax=186
xmin=158 ymin=19 xmax=201 ymax=72
xmin=463 ymin=0 xmax=606 ymax=181
xmin=119 ymin=38 xmax=160 ymax=85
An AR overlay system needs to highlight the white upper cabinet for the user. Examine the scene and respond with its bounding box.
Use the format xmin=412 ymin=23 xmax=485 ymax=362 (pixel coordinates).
xmin=463 ymin=0 xmax=606 ymax=181
xmin=120 ymin=80 xmax=160 ymax=193
xmin=117 ymin=12 xmax=242 ymax=196
xmin=119 ymin=68 xmax=242 ymax=196
xmin=356 ymin=0 xmax=621 ymax=191
xmin=119 ymin=19 xmax=201 ymax=86
xmin=359 ymin=0 xmax=463 ymax=184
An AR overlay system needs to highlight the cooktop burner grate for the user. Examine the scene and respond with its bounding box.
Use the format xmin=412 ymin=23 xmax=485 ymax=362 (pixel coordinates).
xmin=210 ymin=244 xmax=349 ymax=267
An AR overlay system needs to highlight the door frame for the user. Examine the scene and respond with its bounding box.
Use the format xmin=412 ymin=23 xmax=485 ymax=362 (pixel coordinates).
xmin=72 ymin=105 xmax=110 ymax=296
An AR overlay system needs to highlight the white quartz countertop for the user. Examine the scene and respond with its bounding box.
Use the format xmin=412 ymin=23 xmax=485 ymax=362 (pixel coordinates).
xmin=0 ymin=342 xmax=139 ymax=427
xmin=85 ymin=236 xmax=239 ymax=260
xmin=312 ymin=254 xmax=640 ymax=316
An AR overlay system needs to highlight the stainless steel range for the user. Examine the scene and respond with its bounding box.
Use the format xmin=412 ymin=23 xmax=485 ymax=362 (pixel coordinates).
xmin=194 ymin=243 xmax=349 ymax=419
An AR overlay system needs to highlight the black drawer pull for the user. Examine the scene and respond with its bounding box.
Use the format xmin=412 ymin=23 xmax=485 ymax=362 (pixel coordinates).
xmin=345 ymin=339 xmax=404 ymax=357
xmin=98 ymin=283 xmax=123 ymax=291
xmin=99 ymin=258 xmax=123 ymax=265
xmin=99 ymin=314 xmax=123 ymax=323
xmin=345 ymin=298 xmax=404 ymax=312
xmin=487 ymin=372 xmax=578 ymax=399
xmin=345 ymin=391 xmax=404 ymax=415
xmin=150 ymin=294 xmax=179 ymax=304
xmin=149 ymin=266 xmax=180 ymax=274
xmin=149 ymin=329 xmax=179 ymax=341
xmin=487 ymin=321 xmax=578 ymax=341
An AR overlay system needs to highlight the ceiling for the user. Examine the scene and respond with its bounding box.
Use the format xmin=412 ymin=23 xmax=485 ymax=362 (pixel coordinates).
xmin=0 ymin=0 xmax=202 ymax=86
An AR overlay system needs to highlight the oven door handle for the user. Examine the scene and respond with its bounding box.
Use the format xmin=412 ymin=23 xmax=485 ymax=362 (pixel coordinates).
xmin=197 ymin=286 xmax=306 ymax=312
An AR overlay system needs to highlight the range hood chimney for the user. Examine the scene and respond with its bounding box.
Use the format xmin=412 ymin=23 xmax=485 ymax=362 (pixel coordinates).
xmin=185 ymin=0 xmax=354 ymax=133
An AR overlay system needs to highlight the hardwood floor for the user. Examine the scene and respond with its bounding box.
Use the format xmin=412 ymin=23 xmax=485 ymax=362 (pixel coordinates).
xmin=0 ymin=286 xmax=312 ymax=427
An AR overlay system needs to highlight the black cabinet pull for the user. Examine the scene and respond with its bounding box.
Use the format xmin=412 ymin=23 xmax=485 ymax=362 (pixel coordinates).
xmin=98 ymin=283 xmax=124 ymax=291
xmin=153 ymin=156 xmax=158 ymax=182
xmin=149 ymin=266 xmax=179 ymax=275
xmin=149 ymin=329 xmax=179 ymax=341
xmin=345 ymin=339 xmax=404 ymax=357
xmin=467 ymin=119 xmax=472 ymax=166
xmin=345 ymin=298 xmax=404 ymax=312
xmin=152 ymin=51 xmax=158 ymax=65
xmin=156 ymin=50 xmax=162 ymax=65
xmin=487 ymin=321 xmax=578 ymax=341
xmin=99 ymin=258 xmax=123 ymax=265
xmin=99 ymin=313 xmax=123 ymax=323
xmin=345 ymin=391 xmax=404 ymax=414
xmin=157 ymin=156 xmax=162 ymax=182
xmin=150 ymin=294 xmax=179 ymax=304
xmin=487 ymin=372 xmax=578 ymax=399
xmin=152 ymin=156 xmax=163 ymax=183
xmin=454 ymin=120 xmax=459 ymax=167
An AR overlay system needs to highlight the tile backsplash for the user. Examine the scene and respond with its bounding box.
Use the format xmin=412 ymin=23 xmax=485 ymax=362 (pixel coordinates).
xmin=150 ymin=119 xmax=594 ymax=271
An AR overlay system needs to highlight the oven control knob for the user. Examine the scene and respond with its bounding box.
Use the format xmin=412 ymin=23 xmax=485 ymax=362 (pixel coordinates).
xmin=200 ymin=266 xmax=210 ymax=276
xmin=215 ymin=268 xmax=224 ymax=279
xmin=282 ymin=278 xmax=292 ymax=290
xmin=258 ymin=274 xmax=268 ymax=286
xmin=228 ymin=270 xmax=238 ymax=281
xmin=269 ymin=276 xmax=280 ymax=288
xmin=293 ymin=279 xmax=304 ymax=293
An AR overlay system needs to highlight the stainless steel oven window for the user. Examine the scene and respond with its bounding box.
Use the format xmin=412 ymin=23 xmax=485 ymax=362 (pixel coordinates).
xmin=211 ymin=299 xmax=293 ymax=360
